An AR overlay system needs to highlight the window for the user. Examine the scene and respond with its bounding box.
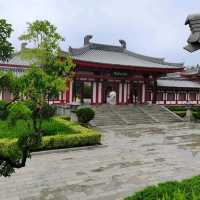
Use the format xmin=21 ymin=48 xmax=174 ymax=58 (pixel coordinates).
xmin=146 ymin=91 xmax=151 ymax=101
xmin=190 ymin=92 xmax=196 ymax=101
xmin=167 ymin=92 xmax=175 ymax=101
xmin=179 ymin=93 xmax=186 ymax=101
xmin=157 ymin=92 xmax=163 ymax=101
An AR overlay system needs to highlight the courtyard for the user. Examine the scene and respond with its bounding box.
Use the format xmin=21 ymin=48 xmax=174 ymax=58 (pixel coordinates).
xmin=1 ymin=122 xmax=200 ymax=199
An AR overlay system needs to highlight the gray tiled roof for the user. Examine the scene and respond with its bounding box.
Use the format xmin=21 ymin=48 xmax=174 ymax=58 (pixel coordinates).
xmin=0 ymin=53 xmax=33 ymax=66
xmin=158 ymin=79 xmax=200 ymax=88
xmin=69 ymin=35 xmax=184 ymax=69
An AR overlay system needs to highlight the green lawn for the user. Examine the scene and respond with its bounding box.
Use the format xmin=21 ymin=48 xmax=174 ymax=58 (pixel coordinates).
xmin=0 ymin=117 xmax=94 ymax=139
xmin=124 ymin=175 xmax=200 ymax=200
xmin=0 ymin=117 xmax=101 ymax=151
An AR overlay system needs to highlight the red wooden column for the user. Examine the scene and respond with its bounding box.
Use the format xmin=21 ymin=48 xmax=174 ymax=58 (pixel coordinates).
xmin=121 ymin=82 xmax=124 ymax=104
xmin=92 ymin=81 xmax=98 ymax=105
xmin=96 ymin=81 xmax=99 ymax=104
xmin=142 ymin=82 xmax=146 ymax=104
xmin=80 ymin=81 xmax=84 ymax=104
xmin=116 ymin=82 xmax=119 ymax=105
xmin=123 ymin=83 xmax=127 ymax=104
xmin=175 ymin=91 xmax=178 ymax=105
xmin=152 ymin=78 xmax=158 ymax=104
xmin=65 ymin=80 xmax=70 ymax=103
xmin=98 ymin=82 xmax=102 ymax=104
xmin=127 ymin=82 xmax=130 ymax=104
xmin=69 ymin=80 xmax=73 ymax=103
xmin=119 ymin=83 xmax=122 ymax=104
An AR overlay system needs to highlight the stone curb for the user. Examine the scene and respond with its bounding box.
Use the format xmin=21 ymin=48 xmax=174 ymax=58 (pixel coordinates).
xmin=31 ymin=144 xmax=107 ymax=156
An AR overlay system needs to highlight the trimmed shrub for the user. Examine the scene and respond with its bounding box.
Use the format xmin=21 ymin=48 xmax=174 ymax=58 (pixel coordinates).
xmin=0 ymin=132 xmax=101 ymax=152
xmin=37 ymin=132 xmax=101 ymax=151
xmin=124 ymin=175 xmax=200 ymax=200
xmin=76 ymin=107 xmax=95 ymax=124
xmin=168 ymin=106 xmax=186 ymax=112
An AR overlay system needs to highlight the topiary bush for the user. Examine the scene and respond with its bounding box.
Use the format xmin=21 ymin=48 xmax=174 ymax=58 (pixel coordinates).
xmin=76 ymin=107 xmax=95 ymax=124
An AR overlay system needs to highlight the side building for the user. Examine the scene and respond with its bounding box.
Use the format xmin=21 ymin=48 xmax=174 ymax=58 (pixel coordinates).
xmin=0 ymin=35 xmax=200 ymax=106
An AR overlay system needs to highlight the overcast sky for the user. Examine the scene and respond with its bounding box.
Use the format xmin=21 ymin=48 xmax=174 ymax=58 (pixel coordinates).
xmin=0 ymin=0 xmax=200 ymax=66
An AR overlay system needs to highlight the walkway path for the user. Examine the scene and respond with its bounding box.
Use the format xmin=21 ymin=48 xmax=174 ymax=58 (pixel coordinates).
xmin=1 ymin=122 xmax=200 ymax=200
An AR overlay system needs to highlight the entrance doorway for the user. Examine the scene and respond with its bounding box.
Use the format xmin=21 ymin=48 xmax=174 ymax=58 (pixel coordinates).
xmin=103 ymin=82 xmax=118 ymax=104
xmin=130 ymin=82 xmax=142 ymax=104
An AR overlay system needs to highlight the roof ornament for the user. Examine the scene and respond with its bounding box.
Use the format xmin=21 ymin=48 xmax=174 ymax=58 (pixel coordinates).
xmin=84 ymin=35 xmax=93 ymax=46
xmin=119 ymin=39 xmax=126 ymax=49
xmin=184 ymin=14 xmax=200 ymax=52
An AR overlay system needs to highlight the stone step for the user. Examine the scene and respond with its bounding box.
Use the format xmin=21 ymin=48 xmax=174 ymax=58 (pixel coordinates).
xmin=91 ymin=104 xmax=182 ymax=126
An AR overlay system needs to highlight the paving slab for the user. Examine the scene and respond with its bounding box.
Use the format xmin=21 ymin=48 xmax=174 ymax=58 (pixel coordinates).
xmin=1 ymin=122 xmax=200 ymax=200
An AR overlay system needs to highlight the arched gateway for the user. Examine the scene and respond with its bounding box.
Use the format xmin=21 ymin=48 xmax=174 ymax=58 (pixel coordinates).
xmin=65 ymin=35 xmax=184 ymax=105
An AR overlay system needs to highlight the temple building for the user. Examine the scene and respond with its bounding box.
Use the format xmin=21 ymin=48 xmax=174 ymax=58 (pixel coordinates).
xmin=1 ymin=35 xmax=200 ymax=106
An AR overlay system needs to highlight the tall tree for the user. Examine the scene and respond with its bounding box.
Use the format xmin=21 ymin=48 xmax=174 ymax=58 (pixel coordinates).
xmin=0 ymin=19 xmax=14 ymax=61
xmin=0 ymin=20 xmax=74 ymax=177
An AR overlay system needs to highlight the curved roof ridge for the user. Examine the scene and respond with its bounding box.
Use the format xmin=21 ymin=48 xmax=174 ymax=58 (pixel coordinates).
xmin=89 ymin=42 xmax=124 ymax=52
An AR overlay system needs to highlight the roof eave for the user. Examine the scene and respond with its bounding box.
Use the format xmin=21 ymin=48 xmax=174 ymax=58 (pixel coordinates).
xmin=74 ymin=59 xmax=184 ymax=73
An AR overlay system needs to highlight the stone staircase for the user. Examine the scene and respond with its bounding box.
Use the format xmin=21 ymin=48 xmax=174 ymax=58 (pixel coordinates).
xmin=91 ymin=104 xmax=183 ymax=127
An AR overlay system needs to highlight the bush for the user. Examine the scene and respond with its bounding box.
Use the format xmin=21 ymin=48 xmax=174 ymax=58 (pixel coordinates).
xmin=36 ymin=132 xmax=101 ymax=151
xmin=193 ymin=112 xmax=200 ymax=120
xmin=0 ymin=100 xmax=8 ymax=120
xmin=76 ymin=107 xmax=95 ymax=124
xmin=25 ymin=101 xmax=56 ymax=119
xmin=8 ymin=102 xmax=32 ymax=125
xmin=175 ymin=111 xmax=186 ymax=118
xmin=168 ymin=106 xmax=186 ymax=112
xmin=0 ymin=132 xmax=101 ymax=152
xmin=124 ymin=175 xmax=200 ymax=200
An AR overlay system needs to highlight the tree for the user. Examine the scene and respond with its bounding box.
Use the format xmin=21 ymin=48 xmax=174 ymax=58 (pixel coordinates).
xmin=0 ymin=19 xmax=14 ymax=61
xmin=0 ymin=20 xmax=75 ymax=177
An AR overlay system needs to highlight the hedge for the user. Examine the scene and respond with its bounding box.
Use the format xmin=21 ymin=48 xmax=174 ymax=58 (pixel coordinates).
xmin=124 ymin=175 xmax=200 ymax=200
xmin=174 ymin=111 xmax=186 ymax=118
xmin=168 ymin=106 xmax=187 ymax=112
xmin=193 ymin=112 xmax=200 ymax=120
xmin=0 ymin=132 xmax=101 ymax=152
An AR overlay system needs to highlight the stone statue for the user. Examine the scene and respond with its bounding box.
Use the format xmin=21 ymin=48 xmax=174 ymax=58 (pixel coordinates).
xmin=108 ymin=91 xmax=116 ymax=105
xmin=184 ymin=14 xmax=200 ymax=52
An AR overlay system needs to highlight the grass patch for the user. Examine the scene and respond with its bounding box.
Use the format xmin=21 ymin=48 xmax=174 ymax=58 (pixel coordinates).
xmin=124 ymin=175 xmax=200 ymax=200
xmin=0 ymin=117 xmax=101 ymax=151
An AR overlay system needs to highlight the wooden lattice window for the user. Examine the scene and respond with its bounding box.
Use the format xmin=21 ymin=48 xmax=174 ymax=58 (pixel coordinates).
xmin=157 ymin=92 xmax=163 ymax=101
xmin=189 ymin=92 xmax=196 ymax=101
xmin=179 ymin=93 xmax=186 ymax=101
xmin=146 ymin=91 xmax=152 ymax=101
xmin=167 ymin=92 xmax=175 ymax=101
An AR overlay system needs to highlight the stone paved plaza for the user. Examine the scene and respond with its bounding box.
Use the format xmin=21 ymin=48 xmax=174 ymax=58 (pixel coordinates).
xmin=1 ymin=122 xmax=200 ymax=200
